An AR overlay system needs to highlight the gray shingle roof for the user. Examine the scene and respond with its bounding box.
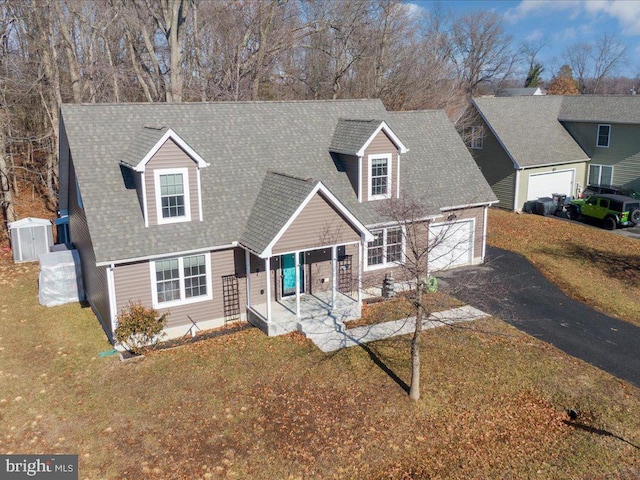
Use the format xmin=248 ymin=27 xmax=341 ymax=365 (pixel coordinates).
xmin=559 ymin=95 xmax=640 ymax=124
xmin=329 ymin=118 xmax=381 ymax=155
xmin=120 ymin=125 xmax=167 ymax=168
xmin=496 ymin=87 xmax=543 ymax=97
xmin=472 ymin=96 xmax=589 ymax=168
xmin=61 ymin=99 xmax=496 ymax=265
xmin=240 ymin=171 xmax=317 ymax=255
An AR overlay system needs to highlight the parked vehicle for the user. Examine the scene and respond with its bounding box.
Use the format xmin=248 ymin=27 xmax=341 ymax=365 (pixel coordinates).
xmin=582 ymin=184 xmax=640 ymax=201
xmin=567 ymin=194 xmax=640 ymax=230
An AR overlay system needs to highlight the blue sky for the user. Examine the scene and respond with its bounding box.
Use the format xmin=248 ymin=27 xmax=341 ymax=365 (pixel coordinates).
xmin=411 ymin=0 xmax=640 ymax=80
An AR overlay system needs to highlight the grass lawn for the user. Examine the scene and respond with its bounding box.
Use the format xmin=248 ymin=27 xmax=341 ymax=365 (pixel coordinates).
xmin=1 ymin=260 xmax=639 ymax=479
xmin=488 ymin=209 xmax=640 ymax=327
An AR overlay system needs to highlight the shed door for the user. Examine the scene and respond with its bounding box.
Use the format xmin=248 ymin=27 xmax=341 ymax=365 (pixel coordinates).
xmin=429 ymin=220 xmax=473 ymax=272
xmin=17 ymin=226 xmax=44 ymax=262
xmin=527 ymin=170 xmax=574 ymax=200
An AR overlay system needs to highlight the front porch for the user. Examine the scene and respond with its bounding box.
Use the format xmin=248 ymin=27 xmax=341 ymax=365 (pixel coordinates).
xmin=247 ymin=290 xmax=360 ymax=336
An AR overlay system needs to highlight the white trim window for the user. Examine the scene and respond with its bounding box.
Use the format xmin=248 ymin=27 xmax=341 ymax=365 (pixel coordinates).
xmin=154 ymin=168 xmax=191 ymax=224
xmin=368 ymin=153 xmax=392 ymax=200
xmin=366 ymin=226 xmax=404 ymax=270
xmin=151 ymin=254 xmax=212 ymax=308
xmin=588 ymin=164 xmax=613 ymax=186
xmin=470 ymin=126 xmax=484 ymax=149
xmin=597 ymin=124 xmax=611 ymax=148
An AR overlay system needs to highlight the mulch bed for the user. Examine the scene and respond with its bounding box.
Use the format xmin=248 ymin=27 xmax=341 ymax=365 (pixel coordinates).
xmin=120 ymin=321 xmax=253 ymax=360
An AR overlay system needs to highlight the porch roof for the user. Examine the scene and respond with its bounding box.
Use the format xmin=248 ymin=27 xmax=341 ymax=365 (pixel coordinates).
xmin=240 ymin=171 xmax=372 ymax=258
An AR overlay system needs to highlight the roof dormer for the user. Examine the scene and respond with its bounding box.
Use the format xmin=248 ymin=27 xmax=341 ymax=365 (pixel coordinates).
xmin=330 ymin=119 xmax=407 ymax=203
xmin=120 ymin=126 xmax=209 ymax=227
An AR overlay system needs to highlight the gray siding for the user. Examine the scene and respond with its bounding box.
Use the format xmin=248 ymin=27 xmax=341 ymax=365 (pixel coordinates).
xmin=563 ymin=121 xmax=640 ymax=190
xmin=68 ymin=158 xmax=112 ymax=336
xmin=469 ymin=118 xmax=515 ymax=210
xmin=144 ymin=139 xmax=200 ymax=226
xmin=336 ymin=153 xmax=360 ymax=199
xmin=272 ymin=192 xmax=360 ymax=255
xmin=362 ymin=130 xmax=399 ymax=201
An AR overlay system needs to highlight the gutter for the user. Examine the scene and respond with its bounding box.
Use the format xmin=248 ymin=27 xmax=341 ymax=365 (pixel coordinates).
xmin=96 ymin=241 xmax=239 ymax=267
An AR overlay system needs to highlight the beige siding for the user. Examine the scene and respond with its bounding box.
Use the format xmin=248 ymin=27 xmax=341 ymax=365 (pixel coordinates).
xmin=113 ymin=248 xmax=246 ymax=330
xmin=362 ymin=209 xmax=487 ymax=289
xmin=445 ymin=206 xmax=485 ymax=260
xmin=363 ymin=130 xmax=399 ymax=201
xmin=145 ymin=139 xmax=200 ymax=226
xmin=564 ymin=121 xmax=640 ymax=191
xmin=272 ymin=192 xmax=361 ymax=255
xmin=517 ymin=164 xmax=588 ymax=210
xmin=68 ymin=159 xmax=112 ymax=335
xmin=468 ymin=118 xmax=516 ymax=210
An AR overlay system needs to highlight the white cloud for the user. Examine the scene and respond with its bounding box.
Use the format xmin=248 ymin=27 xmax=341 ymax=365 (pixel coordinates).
xmin=525 ymin=29 xmax=544 ymax=42
xmin=503 ymin=0 xmax=582 ymax=24
xmin=401 ymin=2 xmax=428 ymax=19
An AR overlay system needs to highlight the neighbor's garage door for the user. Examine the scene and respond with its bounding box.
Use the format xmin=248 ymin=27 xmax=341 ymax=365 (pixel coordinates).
xmin=527 ymin=170 xmax=574 ymax=201
xmin=429 ymin=220 xmax=473 ymax=272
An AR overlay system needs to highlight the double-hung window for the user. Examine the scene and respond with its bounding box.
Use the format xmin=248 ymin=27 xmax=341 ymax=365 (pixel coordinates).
xmin=470 ymin=126 xmax=484 ymax=149
xmin=597 ymin=124 xmax=610 ymax=148
xmin=154 ymin=168 xmax=191 ymax=224
xmin=366 ymin=226 xmax=404 ymax=269
xmin=368 ymin=153 xmax=392 ymax=200
xmin=152 ymin=254 xmax=211 ymax=307
xmin=588 ymin=164 xmax=613 ymax=186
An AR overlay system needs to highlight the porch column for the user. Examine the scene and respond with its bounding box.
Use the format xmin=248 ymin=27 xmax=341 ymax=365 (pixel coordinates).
xmin=245 ymin=251 xmax=251 ymax=309
xmin=331 ymin=245 xmax=337 ymax=310
xmin=295 ymin=251 xmax=301 ymax=318
xmin=265 ymin=257 xmax=272 ymax=322
xmin=358 ymin=240 xmax=364 ymax=307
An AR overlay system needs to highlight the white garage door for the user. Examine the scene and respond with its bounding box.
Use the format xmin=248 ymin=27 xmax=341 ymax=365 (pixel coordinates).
xmin=527 ymin=170 xmax=574 ymax=201
xmin=429 ymin=220 xmax=473 ymax=272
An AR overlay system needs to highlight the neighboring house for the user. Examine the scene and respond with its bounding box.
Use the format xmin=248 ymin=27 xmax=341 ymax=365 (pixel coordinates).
xmin=495 ymin=87 xmax=545 ymax=97
xmin=59 ymin=99 xmax=497 ymax=342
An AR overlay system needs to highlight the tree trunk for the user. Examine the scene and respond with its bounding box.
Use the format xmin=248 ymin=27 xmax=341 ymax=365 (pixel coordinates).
xmin=409 ymin=281 xmax=423 ymax=400
xmin=0 ymin=123 xmax=15 ymax=225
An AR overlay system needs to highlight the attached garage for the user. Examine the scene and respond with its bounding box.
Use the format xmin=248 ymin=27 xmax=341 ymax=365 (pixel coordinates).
xmin=526 ymin=169 xmax=575 ymax=201
xmin=429 ymin=220 xmax=474 ymax=271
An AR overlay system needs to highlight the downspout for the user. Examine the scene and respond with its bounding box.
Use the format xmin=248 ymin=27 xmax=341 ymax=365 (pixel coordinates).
xmin=106 ymin=263 xmax=118 ymax=340
xmin=482 ymin=206 xmax=488 ymax=263
xmin=513 ymin=168 xmax=522 ymax=211
xmin=245 ymin=250 xmax=251 ymax=310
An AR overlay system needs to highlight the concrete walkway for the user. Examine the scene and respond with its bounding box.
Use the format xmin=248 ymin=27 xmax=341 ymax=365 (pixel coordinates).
xmin=298 ymin=305 xmax=490 ymax=353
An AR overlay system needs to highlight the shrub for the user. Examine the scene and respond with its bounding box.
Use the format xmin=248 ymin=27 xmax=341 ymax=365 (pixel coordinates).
xmin=115 ymin=301 xmax=168 ymax=355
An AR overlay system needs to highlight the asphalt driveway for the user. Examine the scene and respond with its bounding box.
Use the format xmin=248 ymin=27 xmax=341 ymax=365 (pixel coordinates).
xmin=438 ymin=246 xmax=640 ymax=388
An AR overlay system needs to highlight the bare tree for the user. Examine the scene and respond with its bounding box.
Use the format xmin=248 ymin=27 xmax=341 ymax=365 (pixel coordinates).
xmin=564 ymin=34 xmax=627 ymax=94
xmin=449 ymin=11 xmax=517 ymax=96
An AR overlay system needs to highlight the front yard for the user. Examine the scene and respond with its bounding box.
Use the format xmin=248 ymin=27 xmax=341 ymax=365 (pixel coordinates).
xmin=1 ymin=260 xmax=639 ymax=479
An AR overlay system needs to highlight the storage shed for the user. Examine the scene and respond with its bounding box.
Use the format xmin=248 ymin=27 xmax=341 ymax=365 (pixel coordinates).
xmin=8 ymin=217 xmax=54 ymax=263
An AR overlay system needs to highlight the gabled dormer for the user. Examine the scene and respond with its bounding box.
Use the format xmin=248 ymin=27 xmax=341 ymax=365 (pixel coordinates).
xmin=120 ymin=126 xmax=209 ymax=227
xmin=329 ymin=118 xmax=407 ymax=203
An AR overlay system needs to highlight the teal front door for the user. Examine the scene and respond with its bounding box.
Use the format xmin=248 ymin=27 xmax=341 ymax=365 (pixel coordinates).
xmin=281 ymin=253 xmax=304 ymax=297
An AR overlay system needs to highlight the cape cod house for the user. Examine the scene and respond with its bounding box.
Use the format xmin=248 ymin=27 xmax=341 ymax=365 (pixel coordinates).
xmin=58 ymin=99 xmax=496 ymax=342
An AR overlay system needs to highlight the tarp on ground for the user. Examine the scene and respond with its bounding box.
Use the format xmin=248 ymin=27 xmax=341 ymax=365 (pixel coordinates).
xmin=38 ymin=249 xmax=85 ymax=307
